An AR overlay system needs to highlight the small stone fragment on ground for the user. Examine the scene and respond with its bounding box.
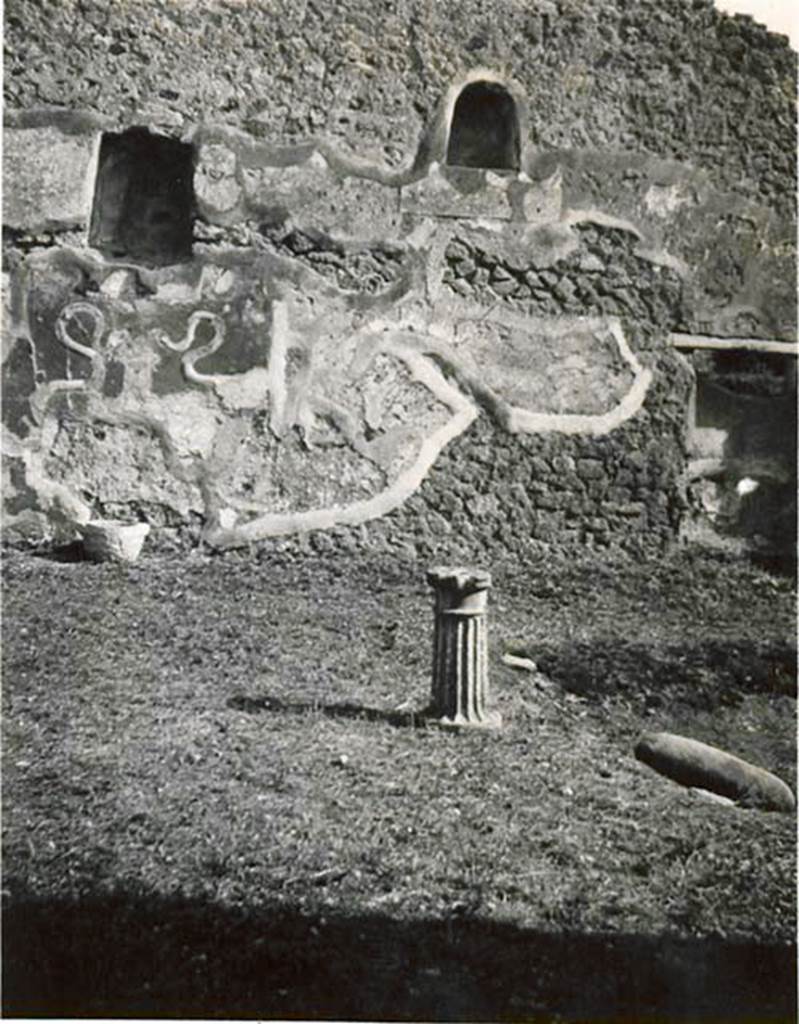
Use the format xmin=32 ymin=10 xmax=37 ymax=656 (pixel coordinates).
xmin=79 ymin=520 xmax=150 ymax=563
xmin=502 ymin=653 xmax=538 ymax=672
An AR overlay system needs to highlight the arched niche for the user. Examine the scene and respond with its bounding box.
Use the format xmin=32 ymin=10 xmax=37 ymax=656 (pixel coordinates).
xmin=446 ymin=81 xmax=520 ymax=171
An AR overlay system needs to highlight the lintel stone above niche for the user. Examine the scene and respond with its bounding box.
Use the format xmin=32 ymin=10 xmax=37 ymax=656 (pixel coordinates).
xmin=399 ymin=163 xmax=562 ymax=224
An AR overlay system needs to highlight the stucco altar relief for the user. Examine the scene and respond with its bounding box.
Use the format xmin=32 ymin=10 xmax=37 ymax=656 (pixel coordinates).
xmin=1 ymin=248 xmax=479 ymax=543
xmin=8 ymin=110 xmax=795 ymax=550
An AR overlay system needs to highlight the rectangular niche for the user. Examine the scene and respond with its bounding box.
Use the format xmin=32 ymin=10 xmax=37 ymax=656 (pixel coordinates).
xmin=89 ymin=128 xmax=194 ymax=267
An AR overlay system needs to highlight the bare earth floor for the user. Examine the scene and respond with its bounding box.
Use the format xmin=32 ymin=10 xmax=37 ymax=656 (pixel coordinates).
xmin=2 ymin=544 xmax=796 ymax=1022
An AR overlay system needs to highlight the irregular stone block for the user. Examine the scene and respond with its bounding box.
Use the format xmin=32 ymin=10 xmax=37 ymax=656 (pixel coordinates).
xmin=194 ymin=142 xmax=242 ymax=217
xmin=3 ymin=126 xmax=98 ymax=231
xmin=501 ymin=653 xmax=537 ymax=672
xmin=577 ymin=458 xmax=605 ymax=480
xmin=80 ymin=520 xmax=150 ymax=563
xmin=635 ymin=731 xmax=795 ymax=813
xmin=520 ymin=169 xmax=563 ymax=223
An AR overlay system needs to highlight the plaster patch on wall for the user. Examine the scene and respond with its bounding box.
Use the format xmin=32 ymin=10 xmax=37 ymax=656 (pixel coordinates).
xmin=15 ymin=442 xmax=94 ymax=526
xmin=563 ymin=207 xmax=688 ymax=274
xmin=195 ymin=142 xmax=243 ymax=215
xmin=265 ymin=300 xmax=289 ymax=433
xmin=520 ymin=167 xmax=563 ymax=223
xmin=424 ymin=222 xmax=456 ymax=301
xmin=239 ymin=150 xmax=332 ymax=210
xmin=399 ymin=161 xmax=563 ymax=224
xmin=564 ymin=209 xmax=644 ymax=239
xmin=357 ymin=310 xmax=651 ymax=440
xmin=204 ymin=344 xmax=477 ymax=546
xmin=3 ymin=125 xmax=99 ymax=232
xmin=400 ymin=161 xmax=513 ymax=220
xmin=504 ymin=319 xmax=652 ymax=435
xmin=202 ymin=308 xmax=480 ymax=544
xmin=449 ymin=313 xmax=638 ymax=416
xmin=239 ymin=152 xmax=402 ymax=241
xmin=42 ymin=414 xmax=203 ymax=522
xmin=143 ymin=391 xmax=222 ymax=460
xmin=644 ymin=182 xmax=693 ymax=218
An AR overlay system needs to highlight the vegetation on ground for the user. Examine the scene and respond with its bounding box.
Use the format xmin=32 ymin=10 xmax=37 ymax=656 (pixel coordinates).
xmin=2 ymin=543 xmax=796 ymax=1021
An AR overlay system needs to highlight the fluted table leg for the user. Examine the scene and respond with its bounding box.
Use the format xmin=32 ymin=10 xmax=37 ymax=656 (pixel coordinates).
xmin=426 ymin=566 xmax=501 ymax=729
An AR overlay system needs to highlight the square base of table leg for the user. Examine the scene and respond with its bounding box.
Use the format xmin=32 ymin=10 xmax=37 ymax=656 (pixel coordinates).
xmin=423 ymin=709 xmax=502 ymax=730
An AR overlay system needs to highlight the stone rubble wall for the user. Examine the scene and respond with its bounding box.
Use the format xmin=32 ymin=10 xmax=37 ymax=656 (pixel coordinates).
xmin=2 ymin=0 xmax=796 ymax=557
xmin=5 ymin=0 xmax=796 ymax=212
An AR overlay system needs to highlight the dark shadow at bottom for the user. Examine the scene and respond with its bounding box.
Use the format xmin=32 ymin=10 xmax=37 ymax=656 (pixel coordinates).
xmin=749 ymin=550 xmax=798 ymax=578
xmin=31 ymin=541 xmax=89 ymax=563
xmin=2 ymin=892 xmax=796 ymax=1022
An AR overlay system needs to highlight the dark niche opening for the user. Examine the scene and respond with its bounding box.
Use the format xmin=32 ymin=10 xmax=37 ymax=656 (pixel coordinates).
xmin=446 ymin=81 xmax=520 ymax=171
xmin=694 ymin=349 xmax=794 ymax=398
xmin=89 ymin=129 xmax=194 ymax=267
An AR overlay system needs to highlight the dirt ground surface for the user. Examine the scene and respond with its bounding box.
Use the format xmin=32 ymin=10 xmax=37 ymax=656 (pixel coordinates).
xmin=2 ymin=543 xmax=796 ymax=1022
